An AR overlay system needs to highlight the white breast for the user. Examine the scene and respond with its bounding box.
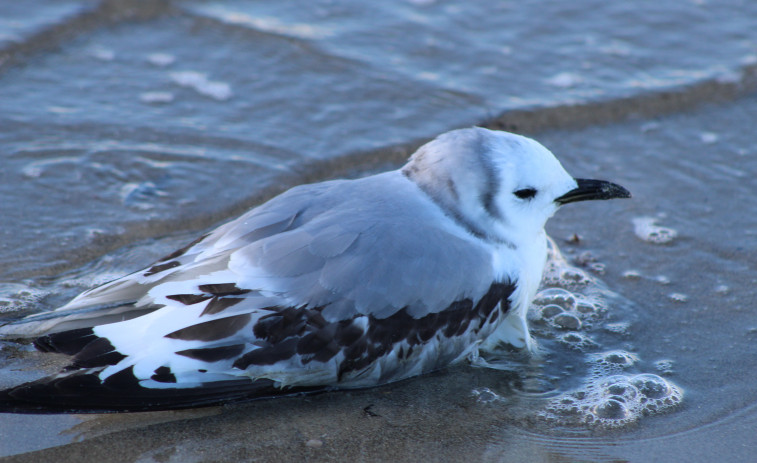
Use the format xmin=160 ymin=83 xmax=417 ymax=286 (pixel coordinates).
xmin=480 ymin=230 xmax=548 ymax=351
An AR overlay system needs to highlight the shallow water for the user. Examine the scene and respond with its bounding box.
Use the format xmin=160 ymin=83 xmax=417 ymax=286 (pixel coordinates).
xmin=2 ymin=0 xmax=757 ymax=461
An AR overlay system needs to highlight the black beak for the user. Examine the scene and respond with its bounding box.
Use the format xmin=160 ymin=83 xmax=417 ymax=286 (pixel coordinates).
xmin=555 ymin=178 xmax=631 ymax=205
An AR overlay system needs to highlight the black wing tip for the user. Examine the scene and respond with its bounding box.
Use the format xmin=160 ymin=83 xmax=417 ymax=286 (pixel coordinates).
xmin=4 ymin=326 xmax=325 ymax=414
xmin=0 ymin=387 xmax=91 ymax=415
xmin=33 ymin=327 xmax=97 ymax=354
xmin=0 ymin=369 xmax=325 ymax=414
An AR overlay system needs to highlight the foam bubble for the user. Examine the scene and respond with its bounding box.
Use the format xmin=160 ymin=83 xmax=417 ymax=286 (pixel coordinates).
xmin=742 ymin=54 xmax=757 ymax=66
xmin=471 ymin=387 xmax=505 ymax=404
xmin=170 ymin=71 xmax=232 ymax=101
xmin=575 ymin=300 xmax=598 ymax=315
xmin=558 ymin=331 xmax=597 ymax=350
xmin=482 ymin=238 xmax=684 ymax=429
xmin=0 ymin=283 xmax=47 ymax=315
xmin=510 ymin=375 xmax=556 ymax=396
xmin=147 ymin=53 xmax=176 ymax=67
xmin=654 ymin=359 xmax=675 ymax=375
xmin=541 ymin=244 xmax=595 ymax=289
xmin=531 ymin=287 xmax=605 ymax=332
xmin=588 ymin=350 xmax=638 ymax=372
xmin=604 ymin=322 xmax=631 ymax=336
xmin=553 ymin=313 xmax=582 ymax=330
xmin=541 ymin=369 xmax=682 ymax=429
xmin=545 ymin=72 xmax=583 ymax=88
xmin=528 ymin=284 xmax=608 ymax=356
xmin=587 ymin=262 xmax=606 ymax=275
xmin=714 ymin=284 xmax=729 ymax=294
xmin=540 ymin=350 xmax=682 ymax=429
xmin=699 ymin=132 xmax=719 ymax=144
xmin=140 ymin=91 xmax=174 ymax=104
xmin=655 ymin=275 xmax=671 ymax=285
xmin=533 ymin=288 xmax=576 ymax=310
xmin=539 ymin=304 xmax=564 ymax=319
xmin=632 ymin=217 xmax=678 ymax=244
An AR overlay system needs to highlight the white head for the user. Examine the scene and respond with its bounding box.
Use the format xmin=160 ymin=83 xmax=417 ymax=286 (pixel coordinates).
xmin=402 ymin=127 xmax=629 ymax=247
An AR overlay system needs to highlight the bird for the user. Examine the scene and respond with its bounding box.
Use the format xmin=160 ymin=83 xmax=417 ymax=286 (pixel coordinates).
xmin=0 ymin=127 xmax=630 ymax=413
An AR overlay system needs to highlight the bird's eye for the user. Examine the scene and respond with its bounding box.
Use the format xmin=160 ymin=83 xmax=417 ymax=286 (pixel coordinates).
xmin=514 ymin=188 xmax=537 ymax=200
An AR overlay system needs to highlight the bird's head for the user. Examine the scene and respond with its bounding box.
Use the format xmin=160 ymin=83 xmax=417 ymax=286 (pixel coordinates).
xmin=402 ymin=127 xmax=630 ymax=246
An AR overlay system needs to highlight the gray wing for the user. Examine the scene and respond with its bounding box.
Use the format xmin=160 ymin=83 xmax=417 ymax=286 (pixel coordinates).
xmin=226 ymin=171 xmax=496 ymax=320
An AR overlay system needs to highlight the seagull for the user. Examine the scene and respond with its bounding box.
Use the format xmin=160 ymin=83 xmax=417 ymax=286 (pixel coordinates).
xmin=0 ymin=127 xmax=630 ymax=413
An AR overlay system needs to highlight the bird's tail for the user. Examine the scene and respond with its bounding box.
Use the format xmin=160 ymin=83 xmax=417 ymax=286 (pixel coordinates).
xmin=0 ymin=367 xmax=320 ymax=414
xmin=0 ymin=327 xmax=323 ymax=414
